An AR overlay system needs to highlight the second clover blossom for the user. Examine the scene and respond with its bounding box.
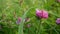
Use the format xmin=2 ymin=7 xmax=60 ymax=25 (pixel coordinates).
xmin=56 ymin=18 xmax=60 ymax=24
xmin=36 ymin=9 xmax=48 ymax=19
xmin=16 ymin=17 xmax=21 ymax=24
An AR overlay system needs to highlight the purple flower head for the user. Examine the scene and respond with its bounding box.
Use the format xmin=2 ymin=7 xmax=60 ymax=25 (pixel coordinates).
xmin=36 ymin=9 xmax=48 ymax=19
xmin=56 ymin=18 xmax=60 ymax=24
xmin=57 ymin=0 xmax=60 ymax=2
xmin=16 ymin=17 xmax=21 ymax=24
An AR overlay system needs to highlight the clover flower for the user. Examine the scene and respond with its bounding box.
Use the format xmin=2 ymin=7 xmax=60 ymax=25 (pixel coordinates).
xmin=36 ymin=9 xmax=48 ymax=19
xmin=16 ymin=17 xmax=21 ymax=24
xmin=56 ymin=18 xmax=60 ymax=24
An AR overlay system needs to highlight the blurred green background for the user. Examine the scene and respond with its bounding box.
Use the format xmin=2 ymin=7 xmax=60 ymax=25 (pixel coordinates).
xmin=0 ymin=0 xmax=60 ymax=34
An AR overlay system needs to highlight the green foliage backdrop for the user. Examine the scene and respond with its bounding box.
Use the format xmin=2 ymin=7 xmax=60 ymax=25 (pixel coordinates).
xmin=0 ymin=0 xmax=60 ymax=34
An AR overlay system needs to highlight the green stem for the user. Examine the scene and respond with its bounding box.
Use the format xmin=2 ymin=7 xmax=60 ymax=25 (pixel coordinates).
xmin=39 ymin=19 xmax=44 ymax=34
xmin=18 ymin=7 xmax=36 ymax=34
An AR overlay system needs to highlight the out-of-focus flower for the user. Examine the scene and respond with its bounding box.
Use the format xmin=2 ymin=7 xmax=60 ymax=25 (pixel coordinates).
xmin=16 ymin=17 xmax=30 ymax=25
xmin=57 ymin=0 xmax=60 ymax=2
xmin=27 ymin=24 xmax=31 ymax=28
xmin=16 ymin=17 xmax=21 ymax=24
xmin=36 ymin=9 xmax=48 ymax=19
xmin=56 ymin=18 xmax=60 ymax=24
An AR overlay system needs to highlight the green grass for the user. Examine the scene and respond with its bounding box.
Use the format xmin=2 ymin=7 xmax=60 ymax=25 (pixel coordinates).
xmin=0 ymin=0 xmax=60 ymax=34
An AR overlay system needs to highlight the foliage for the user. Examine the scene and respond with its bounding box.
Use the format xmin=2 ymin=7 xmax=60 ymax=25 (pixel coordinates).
xmin=0 ymin=0 xmax=60 ymax=34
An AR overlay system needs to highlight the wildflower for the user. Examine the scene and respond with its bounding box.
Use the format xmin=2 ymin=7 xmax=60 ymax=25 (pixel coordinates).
xmin=56 ymin=18 xmax=60 ymax=24
xmin=57 ymin=0 xmax=60 ymax=2
xmin=16 ymin=17 xmax=21 ymax=24
xmin=36 ymin=9 xmax=48 ymax=19
xmin=16 ymin=17 xmax=30 ymax=24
